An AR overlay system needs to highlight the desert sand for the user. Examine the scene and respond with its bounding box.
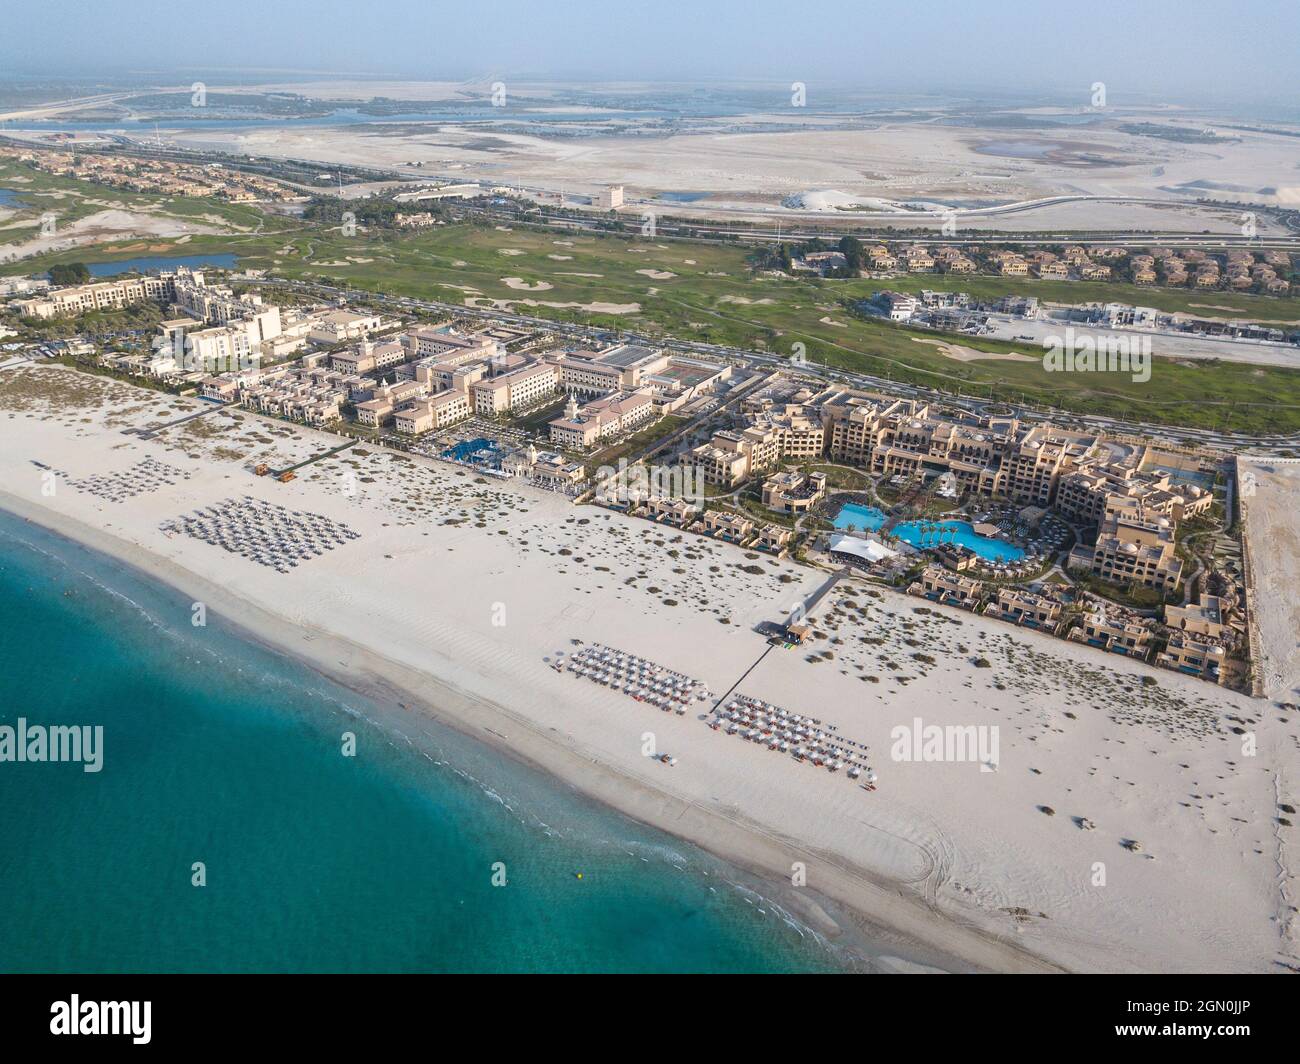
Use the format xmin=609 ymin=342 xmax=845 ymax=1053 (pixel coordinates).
xmin=1239 ymin=457 xmax=1300 ymax=700
xmin=1 ymin=363 xmax=1295 ymax=972
xmin=136 ymin=111 xmax=1300 ymax=234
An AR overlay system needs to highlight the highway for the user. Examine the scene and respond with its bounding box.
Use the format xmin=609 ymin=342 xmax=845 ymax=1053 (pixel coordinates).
xmin=456 ymin=201 xmax=1300 ymax=251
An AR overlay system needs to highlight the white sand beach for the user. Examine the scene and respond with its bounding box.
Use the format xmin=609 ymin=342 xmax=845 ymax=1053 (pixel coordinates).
xmin=2 ymin=364 xmax=1295 ymax=973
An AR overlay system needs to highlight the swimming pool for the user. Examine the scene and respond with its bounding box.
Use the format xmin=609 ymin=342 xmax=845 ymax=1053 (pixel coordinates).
xmin=831 ymin=503 xmax=886 ymax=532
xmin=833 ymin=503 xmax=1025 ymax=563
xmin=442 ymin=437 xmax=502 ymax=465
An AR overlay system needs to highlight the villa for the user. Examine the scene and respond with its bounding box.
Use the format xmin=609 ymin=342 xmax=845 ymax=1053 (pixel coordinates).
xmin=1157 ymin=594 xmax=1233 ymax=682
xmin=700 ymin=510 xmax=755 ymax=543
xmin=1071 ymin=608 xmax=1154 ymax=659
xmin=987 ymin=587 xmax=1065 ymax=633
xmin=1159 ymin=628 xmax=1228 ymax=682
xmin=644 ymin=495 xmax=701 ymax=527
xmin=754 ymin=524 xmax=794 ymax=554
xmin=909 ymin=566 xmax=985 ymax=609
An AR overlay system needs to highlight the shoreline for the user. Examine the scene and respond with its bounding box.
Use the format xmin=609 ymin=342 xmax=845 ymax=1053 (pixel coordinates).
xmin=0 ymin=489 xmax=1061 ymax=974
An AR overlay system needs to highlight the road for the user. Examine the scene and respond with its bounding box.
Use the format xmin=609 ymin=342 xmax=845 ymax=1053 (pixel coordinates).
xmin=456 ymin=202 xmax=1300 ymax=251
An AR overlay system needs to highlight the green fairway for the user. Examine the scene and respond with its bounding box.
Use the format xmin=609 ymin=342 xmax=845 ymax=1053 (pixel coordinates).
xmin=6 ymin=195 xmax=1300 ymax=435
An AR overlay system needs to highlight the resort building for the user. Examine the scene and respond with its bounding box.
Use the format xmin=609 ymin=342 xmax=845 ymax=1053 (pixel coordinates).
xmin=820 ymin=391 xmax=1089 ymax=504
xmin=690 ymin=424 xmax=782 ymax=487
xmin=1057 ymin=462 xmax=1213 ymax=528
xmin=552 ymin=344 xmax=669 ymax=397
xmin=172 ymin=272 xmax=282 ymax=344
xmin=470 ymin=361 xmax=559 ymax=415
xmin=393 ymin=389 xmax=472 ymax=434
xmin=411 ymin=359 xmax=489 ymax=393
xmin=1068 ymin=501 xmax=1183 ymax=593
xmin=406 ymin=327 xmax=501 ymax=365
xmin=548 ymin=391 xmax=657 ymax=450
xmin=759 ymin=406 xmax=826 ymax=459
xmin=16 ymin=269 xmax=187 ymax=319
xmin=182 ymin=324 xmax=256 ymax=371
xmin=307 ymin=310 xmax=385 ymax=345
xmin=331 ymin=339 xmax=408 ymax=375
xmin=637 ymin=357 xmax=731 ymax=411
xmin=354 ymin=378 xmax=428 ymax=427
xmin=761 ymin=470 xmax=827 ymax=515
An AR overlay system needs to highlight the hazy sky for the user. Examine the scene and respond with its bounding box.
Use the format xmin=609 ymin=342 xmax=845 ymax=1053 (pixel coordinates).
xmin=5 ymin=0 xmax=1298 ymax=105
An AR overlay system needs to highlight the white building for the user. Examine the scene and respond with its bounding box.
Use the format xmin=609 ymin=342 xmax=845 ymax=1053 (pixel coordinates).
xmin=594 ymin=185 xmax=624 ymax=210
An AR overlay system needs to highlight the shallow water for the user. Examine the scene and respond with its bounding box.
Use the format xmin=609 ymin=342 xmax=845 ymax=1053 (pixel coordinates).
xmin=0 ymin=509 xmax=858 ymax=973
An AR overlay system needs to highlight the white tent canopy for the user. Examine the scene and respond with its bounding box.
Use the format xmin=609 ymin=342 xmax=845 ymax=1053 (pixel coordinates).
xmin=828 ymin=532 xmax=899 ymax=564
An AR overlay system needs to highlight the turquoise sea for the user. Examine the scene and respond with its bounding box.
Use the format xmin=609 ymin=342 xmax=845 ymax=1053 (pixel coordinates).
xmin=0 ymin=508 xmax=856 ymax=973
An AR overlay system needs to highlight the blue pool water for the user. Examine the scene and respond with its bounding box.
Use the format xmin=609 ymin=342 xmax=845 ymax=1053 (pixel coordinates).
xmin=0 ymin=188 xmax=27 ymax=208
xmin=442 ymin=437 xmax=501 ymax=464
xmin=832 ymin=503 xmax=886 ymax=532
xmin=833 ymin=503 xmax=1025 ymax=563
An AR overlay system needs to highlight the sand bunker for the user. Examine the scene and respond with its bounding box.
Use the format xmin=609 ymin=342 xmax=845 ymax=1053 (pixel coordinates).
xmin=912 ymin=337 xmax=1037 ymax=363
xmin=719 ymin=295 xmax=775 ymax=305
xmin=501 ymin=277 xmax=554 ymax=291
xmin=635 ymin=268 xmax=676 ymax=280
xmin=547 ymin=254 xmax=573 ymax=260
xmin=498 ymin=248 xmax=526 ymax=256
xmin=466 ymin=296 xmax=639 ymax=315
